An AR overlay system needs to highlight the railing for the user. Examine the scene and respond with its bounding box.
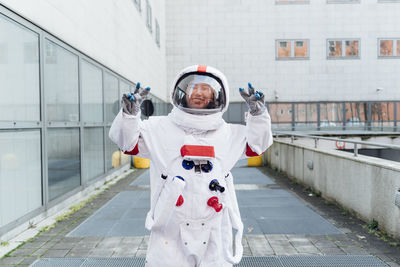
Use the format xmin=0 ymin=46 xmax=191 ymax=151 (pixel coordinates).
xmin=273 ymin=131 xmax=400 ymax=157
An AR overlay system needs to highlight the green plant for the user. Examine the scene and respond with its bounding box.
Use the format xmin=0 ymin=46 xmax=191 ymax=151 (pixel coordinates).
xmin=0 ymin=241 xmax=9 ymax=247
xmin=367 ymin=219 xmax=379 ymax=231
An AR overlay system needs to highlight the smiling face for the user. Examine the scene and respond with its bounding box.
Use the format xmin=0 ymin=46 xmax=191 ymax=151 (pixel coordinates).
xmin=186 ymin=83 xmax=215 ymax=109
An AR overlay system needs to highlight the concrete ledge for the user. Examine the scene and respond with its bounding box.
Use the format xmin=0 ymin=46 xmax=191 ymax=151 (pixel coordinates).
xmin=265 ymin=140 xmax=400 ymax=239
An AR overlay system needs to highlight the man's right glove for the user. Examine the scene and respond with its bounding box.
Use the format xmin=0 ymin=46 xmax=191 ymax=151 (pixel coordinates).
xmin=122 ymin=82 xmax=151 ymax=116
xmin=239 ymin=82 xmax=266 ymax=116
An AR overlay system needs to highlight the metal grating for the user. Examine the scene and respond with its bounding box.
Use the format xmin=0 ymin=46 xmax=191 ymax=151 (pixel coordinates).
xmin=236 ymin=256 xmax=283 ymax=266
xmin=30 ymin=256 xmax=388 ymax=267
xmin=30 ymin=258 xmax=86 ymax=267
xmin=278 ymin=255 xmax=388 ymax=267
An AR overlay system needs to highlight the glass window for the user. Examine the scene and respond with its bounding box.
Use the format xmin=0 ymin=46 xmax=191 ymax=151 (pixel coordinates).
xmin=45 ymin=40 xmax=79 ymax=122
xmin=83 ymin=127 xmax=104 ymax=183
xmin=276 ymin=0 xmax=308 ymax=3
xmin=81 ymin=60 xmax=103 ymax=122
xmin=397 ymin=40 xmax=400 ymax=56
xmin=371 ymin=102 xmax=395 ymax=129
xmin=328 ymin=40 xmax=342 ymax=57
xmin=0 ymin=14 xmax=40 ymax=121
xmin=380 ymin=40 xmax=394 ymax=56
xmin=345 ymin=102 xmax=367 ymax=129
xmin=48 ymin=128 xmax=80 ymax=201
xmin=104 ymin=72 xmax=119 ymax=122
xmin=327 ymin=0 xmax=359 ymax=3
xmin=269 ymin=103 xmax=293 ymax=123
xmin=379 ymin=39 xmax=400 ymax=57
xmin=278 ymin=41 xmax=291 ymax=58
xmin=0 ymin=130 xmax=42 ymax=227
xmin=328 ymin=39 xmax=359 ymax=58
xmin=345 ymin=40 xmax=359 ymax=56
xmin=277 ymin=40 xmax=308 ymax=59
xmin=320 ymin=103 xmax=343 ymax=127
xmin=106 ymin=127 xmax=120 ymax=171
xmin=146 ymin=0 xmax=152 ymax=33
xmin=120 ymin=80 xmax=130 ymax=99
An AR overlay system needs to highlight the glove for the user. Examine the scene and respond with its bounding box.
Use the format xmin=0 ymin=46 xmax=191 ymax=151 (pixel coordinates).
xmin=122 ymin=82 xmax=151 ymax=116
xmin=239 ymin=82 xmax=266 ymax=116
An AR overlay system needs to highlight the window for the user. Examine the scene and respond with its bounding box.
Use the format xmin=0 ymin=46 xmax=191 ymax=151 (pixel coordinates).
xmin=48 ymin=128 xmax=81 ymax=201
xmin=155 ymin=19 xmax=160 ymax=47
xmin=0 ymin=14 xmax=40 ymax=122
xmin=379 ymin=39 xmax=400 ymax=57
xmin=327 ymin=0 xmax=359 ymax=3
xmin=81 ymin=60 xmax=103 ymax=122
xmin=146 ymin=0 xmax=152 ymax=33
xmin=133 ymin=0 xmax=141 ymax=12
xmin=276 ymin=0 xmax=309 ymax=3
xmin=276 ymin=39 xmax=309 ymax=59
xmin=327 ymin=39 xmax=359 ymax=59
xmin=104 ymin=72 xmax=119 ymax=123
xmin=44 ymin=40 xmax=79 ymax=121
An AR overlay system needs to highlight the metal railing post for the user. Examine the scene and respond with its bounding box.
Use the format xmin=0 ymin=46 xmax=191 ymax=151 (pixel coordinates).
xmin=354 ymin=143 xmax=358 ymax=157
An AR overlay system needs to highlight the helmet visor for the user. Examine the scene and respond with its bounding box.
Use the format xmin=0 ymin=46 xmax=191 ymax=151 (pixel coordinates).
xmin=172 ymin=73 xmax=226 ymax=114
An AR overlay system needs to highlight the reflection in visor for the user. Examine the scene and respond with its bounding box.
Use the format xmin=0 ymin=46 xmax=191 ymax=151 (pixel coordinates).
xmin=172 ymin=73 xmax=226 ymax=115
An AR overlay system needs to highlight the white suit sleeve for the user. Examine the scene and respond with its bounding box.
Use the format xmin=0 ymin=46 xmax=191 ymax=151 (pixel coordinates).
xmin=109 ymin=109 xmax=141 ymax=153
xmin=245 ymin=108 xmax=273 ymax=155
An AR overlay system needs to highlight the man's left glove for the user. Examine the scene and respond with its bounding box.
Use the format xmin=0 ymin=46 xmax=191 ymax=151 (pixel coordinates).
xmin=239 ymin=82 xmax=266 ymax=116
xmin=122 ymin=82 xmax=150 ymax=116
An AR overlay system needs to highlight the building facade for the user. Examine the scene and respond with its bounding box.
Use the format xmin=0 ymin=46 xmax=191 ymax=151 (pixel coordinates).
xmin=1 ymin=0 xmax=400 ymax=238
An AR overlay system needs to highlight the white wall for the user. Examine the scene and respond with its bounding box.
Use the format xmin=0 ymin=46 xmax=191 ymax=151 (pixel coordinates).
xmin=265 ymin=139 xmax=400 ymax=239
xmin=166 ymin=0 xmax=400 ymax=103
xmin=0 ymin=0 xmax=168 ymax=101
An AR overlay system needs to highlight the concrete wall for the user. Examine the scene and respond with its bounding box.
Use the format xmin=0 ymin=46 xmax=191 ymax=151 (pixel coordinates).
xmin=0 ymin=0 xmax=168 ymax=101
xmin=166 ymin=0 xmax=400 ymax=103
xmin=265 ymin=139 xmax=400 ymax=238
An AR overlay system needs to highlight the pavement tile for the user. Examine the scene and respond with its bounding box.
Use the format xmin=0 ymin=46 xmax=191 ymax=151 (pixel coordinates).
xmin=42 ymin=249 xmax=71 ymax=257
xmin=51 ymin=242 xmax=77 ymax=250
xmin=65 ymin=249 xmax=92 ymax=257
xmin=8 ymin=248 xmax=37 ymax=257
xmin=0 ymin=257 xmax=24 ymax=265
xmin=20 ymin=241 xmax=47 ymax=249
xmin=246 ymin=235 xmax=274 ymax=256
xmin=319 ymin=247 xmax=347 ymax=255
xmin=31 ymin=247 xmax=49 ymax=257
xmin=89 ymin=249 xmax=114 ymax=257
xmin=19 ymin=257 xmax=38 ymax=265
xmin=135 ymin=249 xmax=147 ymax=257
xmin=95 ymin=237 xmax=123 ymax=249
xmin=265 ymin=234 xmax=288 ymax=241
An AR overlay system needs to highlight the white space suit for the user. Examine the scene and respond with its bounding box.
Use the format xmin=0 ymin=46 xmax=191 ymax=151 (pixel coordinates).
xmin=109 ymin=65 xmax=273 ymax=267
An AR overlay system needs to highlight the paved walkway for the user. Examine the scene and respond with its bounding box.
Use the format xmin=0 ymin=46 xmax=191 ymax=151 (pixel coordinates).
xmin=0 ymin=160 xmax=399 ymax=266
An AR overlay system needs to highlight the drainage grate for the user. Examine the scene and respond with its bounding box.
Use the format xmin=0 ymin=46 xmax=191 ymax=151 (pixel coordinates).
xmin=279 ymin=255 xmax=388 ymax=267
xmin=236 ymin=256 xmax=283 ymax=266
xmin=30 ymin=258 xmax=86 ymax=267
xmin=30 ymin=256 xmax=388 ymax=267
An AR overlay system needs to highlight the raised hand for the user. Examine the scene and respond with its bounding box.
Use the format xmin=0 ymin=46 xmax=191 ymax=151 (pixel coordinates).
xmin=122 ymin=82 xmax=151 ymax=115
xmin=239 ymin=82 xmax=266 ymax=116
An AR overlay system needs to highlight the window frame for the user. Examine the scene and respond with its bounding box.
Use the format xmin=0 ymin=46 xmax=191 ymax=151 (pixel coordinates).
xmin=275 ymin=0 xmax=310 ymax=4
xmin=275 ymin=39 xmax=310 ymax=60
xmin=327 ymin=0 xmax=360 ymax=4
xmin=155 ymin=19 xmax=160 ymax=47
xmin=146 ymin=0 xmax=152 ymax=33
xmin=326 ymin=38 xmax=361 ymax=60
xmin=377 ymin=0 xmax=400 ymax=3
xmin=378 ymin=38 xmax=400 ymax=58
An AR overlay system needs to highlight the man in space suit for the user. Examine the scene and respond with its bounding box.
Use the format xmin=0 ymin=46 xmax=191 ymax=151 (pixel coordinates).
xmin=109 ymin=65 xmax=273 ymax=267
